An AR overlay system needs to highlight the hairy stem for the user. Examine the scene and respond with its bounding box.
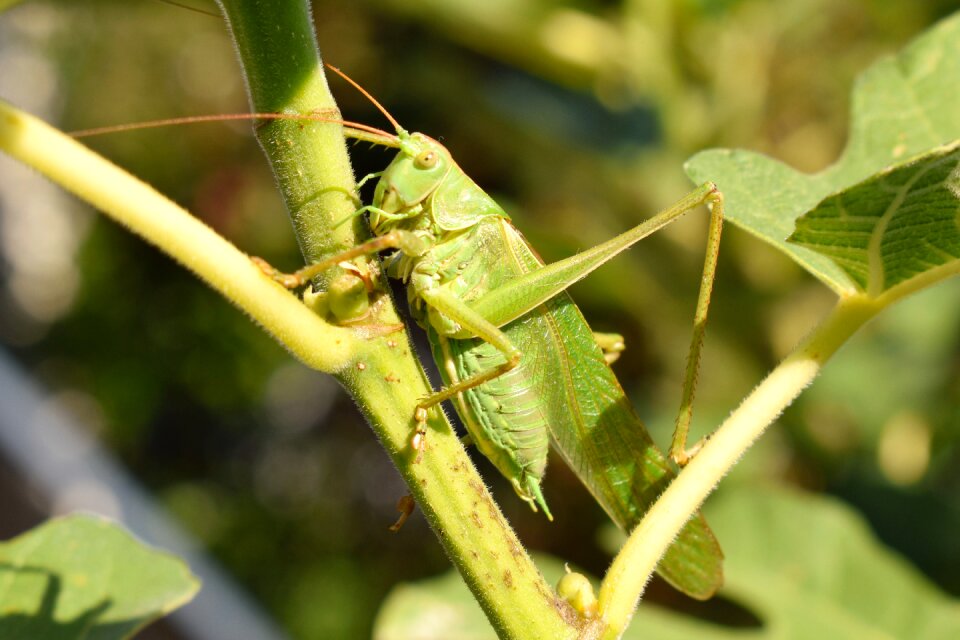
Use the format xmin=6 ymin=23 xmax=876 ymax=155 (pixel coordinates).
xmin=597 ymin=295 xmax=879 ymax=638
xmin=217 ymin=0 xmax=358 ymax=277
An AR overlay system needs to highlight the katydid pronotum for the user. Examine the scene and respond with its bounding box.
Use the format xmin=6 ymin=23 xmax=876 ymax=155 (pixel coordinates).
xmin=73 ymin=67 xmax=725 ymax=599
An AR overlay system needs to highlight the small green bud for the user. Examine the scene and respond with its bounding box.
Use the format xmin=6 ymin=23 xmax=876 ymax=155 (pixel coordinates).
xmin=557 ymin=566 xmax=598 ymax=619
xmin=327 ymin=273 xmax=369 ymax=321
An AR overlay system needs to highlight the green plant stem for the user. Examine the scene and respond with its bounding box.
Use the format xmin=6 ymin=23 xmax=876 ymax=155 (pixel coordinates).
xmin=217 ymin=0 xmax=359 ymax=278
xmin=596 ymin=294 xmax=880 ymax=639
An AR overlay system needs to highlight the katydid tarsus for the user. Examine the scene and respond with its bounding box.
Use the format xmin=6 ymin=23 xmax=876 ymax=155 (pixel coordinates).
xmin=73 ymin=67 xmax=725 ymax=599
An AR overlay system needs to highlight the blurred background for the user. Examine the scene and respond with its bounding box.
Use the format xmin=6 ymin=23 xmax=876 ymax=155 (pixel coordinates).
xmin=1 ymin=0 xmax=958 ymax=638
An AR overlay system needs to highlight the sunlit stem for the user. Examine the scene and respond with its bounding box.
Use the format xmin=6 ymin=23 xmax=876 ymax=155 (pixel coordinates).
xmin=0 ymin=100 xmax=355 ymax=375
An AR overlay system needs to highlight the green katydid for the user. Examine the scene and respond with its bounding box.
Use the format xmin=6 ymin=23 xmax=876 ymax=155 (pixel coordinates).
xmin=252 ymin=67 xmax=727 ymax=599
xmin=72 ymin=66 xmax=725 ymax=598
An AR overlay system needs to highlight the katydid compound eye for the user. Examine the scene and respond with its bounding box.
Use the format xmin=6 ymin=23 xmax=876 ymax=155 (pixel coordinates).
xmin=414 ymin=150 xmax=438 ymax=169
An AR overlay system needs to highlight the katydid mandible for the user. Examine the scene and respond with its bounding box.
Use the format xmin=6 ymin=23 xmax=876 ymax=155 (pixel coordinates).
xmin=260 ymin=68 xmax=727 ymax=599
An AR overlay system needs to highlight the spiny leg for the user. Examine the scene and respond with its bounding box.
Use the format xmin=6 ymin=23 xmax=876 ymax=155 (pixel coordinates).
xmin=418 ymin=287 xmax=522 ymax=407
xmin=669 ymin=189 xmax=724 ymax=466
xmin=465 ymin=183 xmax=722 ymax=330
xmin=252 ymin=228 xmax=429 ymax=288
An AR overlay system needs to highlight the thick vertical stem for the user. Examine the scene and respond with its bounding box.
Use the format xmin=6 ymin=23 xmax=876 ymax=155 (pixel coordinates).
xmin=217 ymin=0 xmax=360 ymax=278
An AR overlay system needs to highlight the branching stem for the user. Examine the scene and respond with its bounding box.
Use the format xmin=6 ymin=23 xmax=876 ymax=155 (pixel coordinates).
xmin=597 ymin=295 xmax=879 ymax=638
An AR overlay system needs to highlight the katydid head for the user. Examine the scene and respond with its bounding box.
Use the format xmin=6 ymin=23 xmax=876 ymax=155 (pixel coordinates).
xmin=323 ymin=66 xmax=457 ymax=234
xmin=368 ymin=133 xmax=454 ymax=234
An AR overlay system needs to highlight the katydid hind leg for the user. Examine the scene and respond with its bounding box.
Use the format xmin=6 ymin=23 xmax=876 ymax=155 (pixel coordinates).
xmin=466 ymin=183 xmax=720 ymax=330
xmin=670 ymin=190 xmax=724 ymax=466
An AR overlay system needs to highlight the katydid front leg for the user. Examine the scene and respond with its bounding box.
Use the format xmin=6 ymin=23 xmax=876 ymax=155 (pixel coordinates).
xmin=253 ymin=228 xmax=442 ymax=462
xmin=253 ymin=227 xmax=430 ymax=288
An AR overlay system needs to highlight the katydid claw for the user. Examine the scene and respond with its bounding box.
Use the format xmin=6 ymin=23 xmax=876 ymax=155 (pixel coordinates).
xmin=673 ymin=434 xmax=710 ymax=467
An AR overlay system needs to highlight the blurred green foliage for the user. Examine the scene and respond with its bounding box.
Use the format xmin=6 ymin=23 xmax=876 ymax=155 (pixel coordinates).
xmin=1 ymin=0 xmax=958 ymax=638
xmin=0 ymin=515 xmax=199 ymax=639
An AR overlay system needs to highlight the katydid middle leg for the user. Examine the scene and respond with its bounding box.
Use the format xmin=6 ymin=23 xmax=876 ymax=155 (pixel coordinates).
xmin=406 ymin=287 xmax=525 ymax=463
